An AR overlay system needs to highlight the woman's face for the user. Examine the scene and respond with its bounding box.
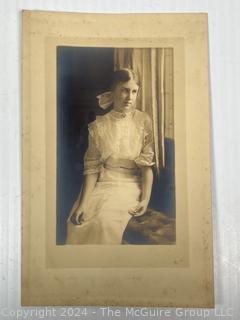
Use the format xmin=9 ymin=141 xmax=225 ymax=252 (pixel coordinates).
xmin=112 ymin=79 xmax=139 ymax=113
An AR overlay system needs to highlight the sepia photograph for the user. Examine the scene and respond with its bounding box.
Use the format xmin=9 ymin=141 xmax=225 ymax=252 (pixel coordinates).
xmin=56 ymin=47 xmax=175 ymax=245
xmin=22 ymin=11 xmax=213 ymax=307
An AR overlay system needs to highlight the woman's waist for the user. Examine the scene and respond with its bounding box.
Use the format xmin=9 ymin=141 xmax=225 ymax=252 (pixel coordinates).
xmin=98 ymin=165 xmax=141 ymax=182
xmin=103 ymin=157 xmax=139 ymax=171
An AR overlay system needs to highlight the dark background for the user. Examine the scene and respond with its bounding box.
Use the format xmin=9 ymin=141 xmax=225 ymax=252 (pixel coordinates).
xmin=57 ymin=47 xmax=175 ymax=244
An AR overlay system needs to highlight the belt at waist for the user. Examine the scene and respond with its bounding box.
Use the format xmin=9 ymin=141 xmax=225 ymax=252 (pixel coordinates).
xmin=103 ymin=163 xmax=140 ymax=175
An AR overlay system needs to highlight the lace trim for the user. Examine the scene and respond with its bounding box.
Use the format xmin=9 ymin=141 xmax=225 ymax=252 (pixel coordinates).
xmin=86 ymin=110 xmax=155 ymax=169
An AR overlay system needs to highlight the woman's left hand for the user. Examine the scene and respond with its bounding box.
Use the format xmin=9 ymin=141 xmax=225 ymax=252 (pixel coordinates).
xmin=128 ymin=200 xmax=148 ymax=217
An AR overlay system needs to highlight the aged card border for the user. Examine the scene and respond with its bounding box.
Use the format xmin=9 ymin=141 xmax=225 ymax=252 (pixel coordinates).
xmin=22 ymin=11 xmax=214 ymax=307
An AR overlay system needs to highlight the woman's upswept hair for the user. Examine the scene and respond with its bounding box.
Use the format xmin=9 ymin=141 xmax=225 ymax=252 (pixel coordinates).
xmin=110 ymin=68 xmax=140 ymax=89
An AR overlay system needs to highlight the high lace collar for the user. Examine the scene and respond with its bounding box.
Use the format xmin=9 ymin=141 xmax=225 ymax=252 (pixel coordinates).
xmin=109 ymin=108 xmax=135 ymax=120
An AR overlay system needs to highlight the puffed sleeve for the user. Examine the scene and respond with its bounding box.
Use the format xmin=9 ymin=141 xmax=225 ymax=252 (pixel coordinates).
xmin=83 ymin=123 xmax=102 ymax=175
xmin=135 ymin=113 xmax=155 ymax=167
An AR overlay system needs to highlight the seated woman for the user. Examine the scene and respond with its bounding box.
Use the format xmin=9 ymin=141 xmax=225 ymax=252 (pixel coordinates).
xmin=65 ymin=68 xmax=155 ymax=245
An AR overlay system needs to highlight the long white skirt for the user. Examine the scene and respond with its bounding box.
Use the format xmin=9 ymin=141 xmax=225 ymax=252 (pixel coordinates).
xmin=65 ymin=168 xmax=141 ymax=245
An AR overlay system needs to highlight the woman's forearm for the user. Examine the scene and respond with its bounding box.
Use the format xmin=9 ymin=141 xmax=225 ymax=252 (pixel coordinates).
xmin=78 ymin=173 xmax=99 ymax=207
xmin=140 ymin=166 xmax=153 ymax=203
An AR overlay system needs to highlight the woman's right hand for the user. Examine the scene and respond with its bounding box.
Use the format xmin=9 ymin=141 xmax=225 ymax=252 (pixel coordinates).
xmin=69 ymin=204 xmax=86 ymax=225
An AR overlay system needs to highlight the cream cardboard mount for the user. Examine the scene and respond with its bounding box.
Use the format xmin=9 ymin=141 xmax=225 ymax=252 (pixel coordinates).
xmin=22 ymin=10 xmax=214 ymax=307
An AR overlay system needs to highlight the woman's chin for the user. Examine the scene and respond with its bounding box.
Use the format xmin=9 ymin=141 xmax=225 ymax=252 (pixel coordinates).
xmin=123 ymin=104 xmax=134 ymax=111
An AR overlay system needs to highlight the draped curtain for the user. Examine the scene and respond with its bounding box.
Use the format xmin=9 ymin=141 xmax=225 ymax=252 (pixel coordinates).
xmin=114 ymin=48 xmax=174 ymax=176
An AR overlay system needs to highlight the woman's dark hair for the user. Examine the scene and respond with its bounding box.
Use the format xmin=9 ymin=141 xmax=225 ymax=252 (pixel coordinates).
xmin=110 ymin=68 xmax=140 ymax=90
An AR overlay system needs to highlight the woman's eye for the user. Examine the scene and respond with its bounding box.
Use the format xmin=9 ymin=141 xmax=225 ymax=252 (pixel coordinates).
xmin=120 ymin=88 xmax=137 ymax=95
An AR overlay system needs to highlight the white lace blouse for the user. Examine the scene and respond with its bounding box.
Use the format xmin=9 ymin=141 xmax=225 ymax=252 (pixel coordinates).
xmin=83 ymin=109 xmax=155 ymax=175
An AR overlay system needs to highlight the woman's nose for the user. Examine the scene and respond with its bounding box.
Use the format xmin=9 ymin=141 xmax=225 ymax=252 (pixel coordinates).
xmin=127 ymin=91 xmax=133 ymax=100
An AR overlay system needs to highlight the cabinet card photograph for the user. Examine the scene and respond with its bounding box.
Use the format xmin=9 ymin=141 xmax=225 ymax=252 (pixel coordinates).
xmin=22 ymin=11 xmax=214 ymax=307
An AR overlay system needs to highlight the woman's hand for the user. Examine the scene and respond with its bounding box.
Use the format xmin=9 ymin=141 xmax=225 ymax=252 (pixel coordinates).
xmin=128 ymin=200 xmax=148 ymax=217
xmin=69 ymin=204 xmax=86 ymax=225
xmin=128 ymin=166 xmax=153 ymax=217
xmin=68 ymin=173 xmax=99 ymax=225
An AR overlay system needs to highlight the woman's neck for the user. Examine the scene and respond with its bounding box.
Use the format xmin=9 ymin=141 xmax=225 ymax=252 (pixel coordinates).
xmin=113 ymin=106 xmax=135 ymax=114
xmin=110 ymin=108 xmax=135 ymax=120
